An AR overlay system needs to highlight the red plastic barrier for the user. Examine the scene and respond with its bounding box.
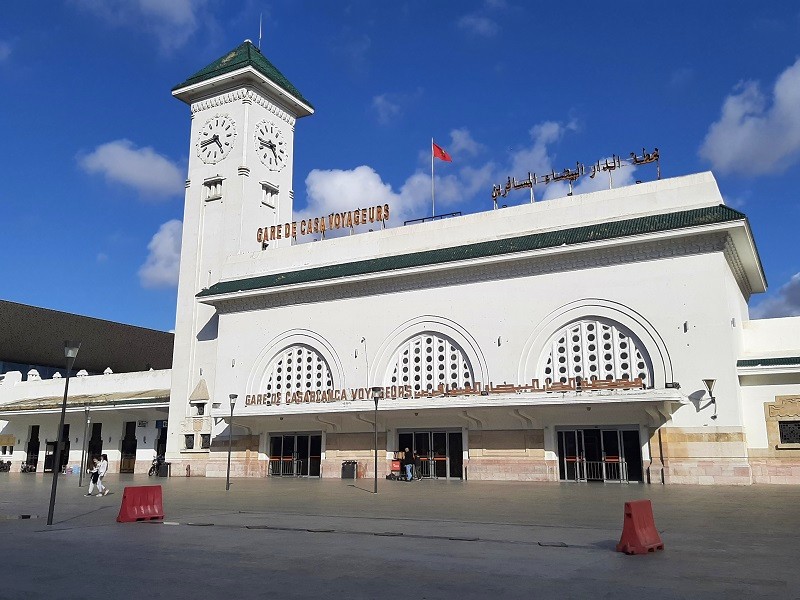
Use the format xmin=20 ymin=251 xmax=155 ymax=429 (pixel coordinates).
xmin=616 ymin=499 xmax=664 ymax=555
xmin=116 ymin=485 xmax=165 ymax=523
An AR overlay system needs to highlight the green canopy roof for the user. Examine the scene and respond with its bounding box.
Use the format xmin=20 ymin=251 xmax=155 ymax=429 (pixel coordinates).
xmin=198 ymin=205 xmax=755 ymax=298
xmin=173 ymin=41 xmax=312 ymax=109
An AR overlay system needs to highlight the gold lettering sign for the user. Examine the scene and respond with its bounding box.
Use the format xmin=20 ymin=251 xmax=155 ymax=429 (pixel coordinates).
xmin=243 ymin=378 xmax=646 ymax=407
xmin=257 ymin=204 xmax=390 ymax=248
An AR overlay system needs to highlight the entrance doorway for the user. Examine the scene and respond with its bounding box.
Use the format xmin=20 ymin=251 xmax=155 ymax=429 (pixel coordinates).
xmin=120 ymin=421 xmax=137 ymax=473
xmin=26 ymin=425 xmax=40 ymax=471
xmin=268 ymin=434 xmax=322 ymax=477
xmin=155 ymin=421 xmax=168 ymax=457
xmin=557 ymin=428 xmax=642 ymax=483
xmin=88 ymin=423 xmax=103 ymax=458
xmin=44 ymin=424 xmax=70 ymax=473
xmin=398 ymin=430 xmax=463 ymax=479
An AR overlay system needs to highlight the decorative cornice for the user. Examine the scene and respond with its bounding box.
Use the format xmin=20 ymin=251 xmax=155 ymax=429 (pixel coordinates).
xmin=766 ymin=396 xmax=800 ymax=420
xmin=191 ymin=88 xmax=296 ymax=126
xmin=214 ymin=233 xmax=730 ymax=314
xmin=723 ymin=234 xmax=752 ymax=297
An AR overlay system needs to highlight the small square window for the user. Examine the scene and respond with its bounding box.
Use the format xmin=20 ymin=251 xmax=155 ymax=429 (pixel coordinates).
xmin=196 ymin=403 xmax=205 ymax=416
xmin=779 ymin=421 xmax=800 ymax=444
xmin=201 ymin=434 xmax=211 ymax=449
xmin=184 ymin=434 xmax=195 ymax=450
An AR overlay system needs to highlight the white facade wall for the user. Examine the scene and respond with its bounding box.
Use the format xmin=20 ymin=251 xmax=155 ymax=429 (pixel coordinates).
xmin=0 ymin=370 xmax=170 ymax=473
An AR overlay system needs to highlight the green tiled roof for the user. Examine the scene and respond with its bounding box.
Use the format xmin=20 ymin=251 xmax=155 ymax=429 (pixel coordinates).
xmin=0 ymin=395 xmax=169 ymax=414
xmin=173 ymin=41 xmax=312 ymax=109
xmin=198 ymin=204 xmax=747 ymax=298
xmin=737 ymin=357 xmax=800 ymax=368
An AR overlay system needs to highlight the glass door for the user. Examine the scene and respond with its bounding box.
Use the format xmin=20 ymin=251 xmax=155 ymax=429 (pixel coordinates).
xmin=269 ymin=434 xmax=323 ymax=477
xmin=309 ymin=435 xmax=322 ymax=477
xmin=414 ymin=432 xmax=431 ymax=478
xmin=398 ymin=430 xmax=463 ymax=480
xmin=296 ymin=434 xmax=310 ymax=476
xmin=281 ymin=435 xmax=295 ymax=476
xmin=601 ymin=430 xmax=623 ymax=481
xmin=621 ymin=430 xmax=643 ymax=482
xmin=557 ymin=430 xmax=585 ymax=481
xmin=558 ymin=428 xmax=641 ymax=483
xmin=448 ymin=432 xmax=463 ymax=479
xmin=431 ymin=432 xmax=448 ymax=478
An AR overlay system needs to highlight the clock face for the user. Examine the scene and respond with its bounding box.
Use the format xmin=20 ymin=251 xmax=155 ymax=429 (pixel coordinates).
xmin=254 ymin=119 xmax=287 ymax=171
xmin=197 ymin=114 xmax=237 ymax=164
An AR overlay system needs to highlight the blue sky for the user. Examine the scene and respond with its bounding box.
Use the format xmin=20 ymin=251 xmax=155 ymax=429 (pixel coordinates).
xmin=2 ymin=1 xmax=800 ymax=332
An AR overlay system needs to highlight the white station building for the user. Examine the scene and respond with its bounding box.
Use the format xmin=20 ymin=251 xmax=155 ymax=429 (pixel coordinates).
xmin=2 ymin=42 xmax=800 ymax=485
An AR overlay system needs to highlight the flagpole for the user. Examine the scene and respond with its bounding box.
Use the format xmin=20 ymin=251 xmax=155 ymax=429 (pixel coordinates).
xmin=431 ymin=138 xmax=435 ymax=218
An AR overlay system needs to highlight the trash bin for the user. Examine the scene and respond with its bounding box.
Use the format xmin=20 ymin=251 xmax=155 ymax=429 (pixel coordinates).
xmin=341 ymin=460 xmax=357 ymax=479
xmin=157 ymin=462 xmax=170 ymax=477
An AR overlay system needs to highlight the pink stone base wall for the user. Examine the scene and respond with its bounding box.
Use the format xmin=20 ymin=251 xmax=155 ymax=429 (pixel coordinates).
xmin=167 ymin=458 xmax=209 ymax=477
xmin=320 ymin=457 xmax=392 ymax=479
xmin=464 ymin=458 xmax=557 ymax=481
xmin=663 ymin=459 xmax=752 ymax=485
xmin=750 ymin=459 xmax=800 ymax=484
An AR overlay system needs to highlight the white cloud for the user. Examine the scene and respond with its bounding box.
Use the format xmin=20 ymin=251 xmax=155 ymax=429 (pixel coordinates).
xmin=372 ymin=94 xmax=402 ymax=125
xmin=457 ymin=15 xmax=499 ymax=37
xmin=96 ymin=252 xmax=109 ymax=263
xmin=139 ymin=220 xmax=183 ymax=288
xmin=0 ymin=41 xmax=11 ymax=62
xmin=332 ymin=31 xmax=372 ymax=74
xmin=449 ymin=128 xmax=484 ymax=157
xmin=73 ymin=0 xmax=209 ymax=51
xmin=669 ymin=67 xmax=693 ymax=87
xmin=78 ymin=139 xmax=184 ymax=200
xmin=295 ymin=118 xmax=637 ymax=236
xmin=542 ymin=158 xmax=638 ymax=200
xmin=299 ymin=166 xmax=423 ymax=229
xmin=507 ymin=120 xmax=578 ymax=177
xmin=370 ymin=88 xmax=423 ymax=125
xmin=699 ymin=58 xmax=800 ymax=175
xmin=750 ymin=272 xmax=800 ymax=318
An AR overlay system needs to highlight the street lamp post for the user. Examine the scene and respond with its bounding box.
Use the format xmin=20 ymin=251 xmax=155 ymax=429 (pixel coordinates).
xmin=226 ymin=393 xmax=237 ymax=491
xmin=47 ymin=340 xmax=80 ymax=526
xmin=78 ymin=404 xmax=90 ymax=487
xmin=371 ymin=386 xmax=384 ymax=494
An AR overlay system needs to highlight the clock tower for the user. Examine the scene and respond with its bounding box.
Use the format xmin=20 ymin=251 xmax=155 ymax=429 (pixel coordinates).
xmin=167 ymin=41 xmax=313 ymax=460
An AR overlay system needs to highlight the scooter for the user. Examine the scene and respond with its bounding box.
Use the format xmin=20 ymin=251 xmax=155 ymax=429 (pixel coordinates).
xmin=148 ymin=455 xmax=165 ymax=476
xmin=20 ymin=462 xmax=36 ymax=473
xmin=0 ymin=461 xmax=11 ymax=472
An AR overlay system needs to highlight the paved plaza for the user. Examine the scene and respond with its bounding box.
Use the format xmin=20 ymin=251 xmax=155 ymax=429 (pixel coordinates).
xmin=1 ymin=473 xmax=799 ymax=599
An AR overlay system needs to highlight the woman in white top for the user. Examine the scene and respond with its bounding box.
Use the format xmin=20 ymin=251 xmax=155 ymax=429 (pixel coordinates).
xmin=97 ymin=454 xmax=109 ymax=496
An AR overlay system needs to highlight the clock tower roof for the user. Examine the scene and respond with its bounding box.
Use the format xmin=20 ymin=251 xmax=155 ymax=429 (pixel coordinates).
xmin=172 ymin=40 xmax=313 ymax=116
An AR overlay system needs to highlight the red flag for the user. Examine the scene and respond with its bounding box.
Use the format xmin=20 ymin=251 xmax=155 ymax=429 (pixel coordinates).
xmin=432 ymin=142 xmax=452 ymax=162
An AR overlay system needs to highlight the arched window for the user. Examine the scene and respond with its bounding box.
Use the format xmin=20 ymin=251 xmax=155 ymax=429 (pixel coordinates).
xmin=386 ymin=333 xmax=474 ymax=392
xmin=263 ymin=344 xmax=333 ymax=395
xmin=540 ymin=319 xmax=652 ymax=387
